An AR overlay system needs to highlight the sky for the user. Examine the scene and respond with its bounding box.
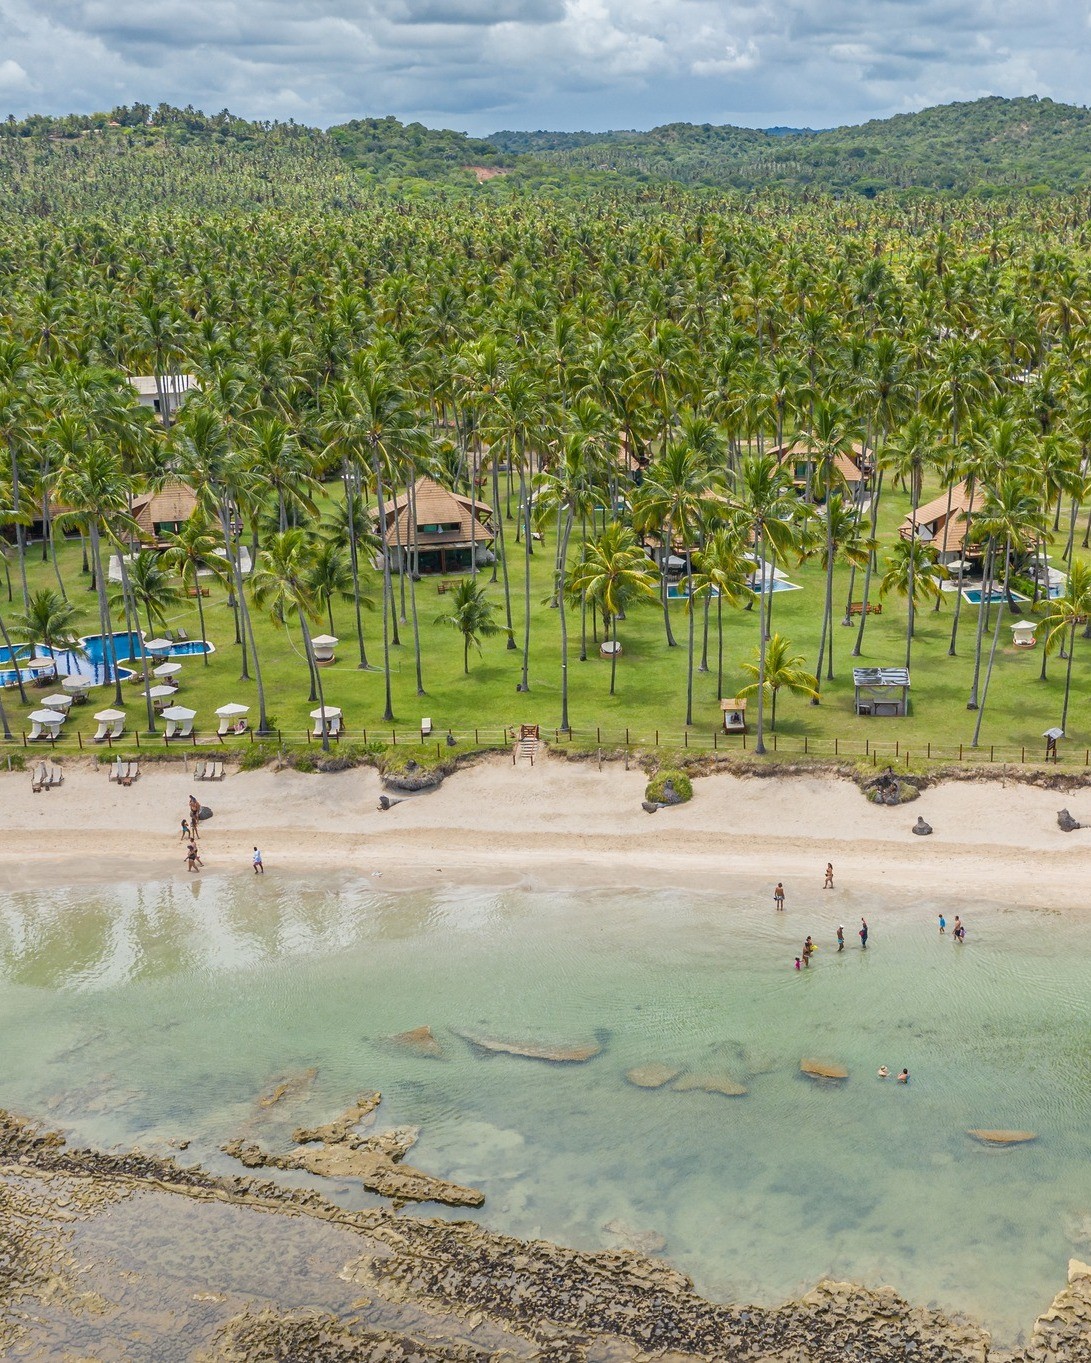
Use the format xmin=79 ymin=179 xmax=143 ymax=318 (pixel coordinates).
xmin=0 ymin=0 xmax=1085 ymax=135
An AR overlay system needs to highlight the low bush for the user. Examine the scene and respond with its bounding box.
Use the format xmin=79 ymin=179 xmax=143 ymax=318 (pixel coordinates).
xmin=645 ymin=768 xmax=693 ymax=804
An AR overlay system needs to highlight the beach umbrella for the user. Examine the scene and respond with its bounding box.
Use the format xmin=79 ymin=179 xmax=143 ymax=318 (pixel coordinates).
xmin=143 ymin=638 xmax=173 ymax=654
xmin=61 ymin=676 xmax=92 ymax=694
xmin=311 ymin=634 xmax=339 ymax=647
xmin=28 ymin=709 xmax=66 ymax=723
xmin=309 ymin=706 xmax=342 ymax=718
xmin=148 ymin=685 xmax=176 ymax=701
xmin=160 ymin=705 xmax=196 ymax=721
xmin=39 ymin=694 xmax=72 ymax=711
xmin=153 ymin=661 xmax=182 ymax=678
xmin=215 ymin=702 xmax=249 ymax=717
xmin=93 ymin=708 xmax=126 ymax=722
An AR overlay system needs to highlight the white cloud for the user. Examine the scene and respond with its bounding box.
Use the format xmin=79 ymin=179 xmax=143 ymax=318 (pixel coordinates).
xmin=0 ymin=0 xmax=1085 ymax=133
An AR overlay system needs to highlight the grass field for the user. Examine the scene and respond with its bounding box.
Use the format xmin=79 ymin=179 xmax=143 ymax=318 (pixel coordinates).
xmin=4 ymin=475 xmax=1089 ymax=762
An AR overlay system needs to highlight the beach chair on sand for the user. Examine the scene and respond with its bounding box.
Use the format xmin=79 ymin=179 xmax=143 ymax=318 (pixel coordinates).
xmin=208 ymin=760 xmax=225 ymax=781
xmin=108 ymin=757 xmax=124 ymax=782
xmin=193 ymin=760 xmax=207 ymax=781
xmin=116 ymin=760 xmax=139 ymax=787
xmin=47 ymin=765 xmax=63 ymax=788
xmin=31 ymin=763 xmax=47 ymax=793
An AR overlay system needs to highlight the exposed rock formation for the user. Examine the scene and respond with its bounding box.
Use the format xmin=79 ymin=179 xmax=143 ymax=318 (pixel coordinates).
xmin=452 ymin=1029 xmax=602 ymax=1063
xmin=913 ymin=816 xmax=933 ymax=835
xmin=671 ymin=1072 xmax=748 ymax=1097
xmin=967 ymin=1129 xmax=1038 ymax=1146
xmin=382 ymin=760 xmax=445 ymax=793
xmin=257 ymin=1068 xmax=318 ymax=1110
xmin=602 ymin=1218 xmax=667 ymax=1254
xmin=388 ymin=1026 xmax=445 ymax=1060
xmin=1058 ymin=808 xmax=1083 ymax=832
xmin=800 ymin=1060 xmax=849 ymax=1081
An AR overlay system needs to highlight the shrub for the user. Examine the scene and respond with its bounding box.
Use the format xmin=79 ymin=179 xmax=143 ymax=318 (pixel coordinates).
xmin=645 ymin=769 xmax=693 ymax=805
xmin=240 ymin=744 xmax=277 ymax=772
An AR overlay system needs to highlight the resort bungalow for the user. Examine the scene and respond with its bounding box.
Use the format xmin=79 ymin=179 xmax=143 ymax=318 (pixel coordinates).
xmin=772 ymin=442 xmax=872 ymax=502
xmin=853 ymin=667 xmax=910 ymax=717
xmin=131 ymin=481 xmax=198 ymax=546
xmin=899 ymin=481 xmax=984 ymax=565
xmin=377 ymin=476 xmax=495 ymax=576
xmin=127 ymin=374 xmax=199 ymax=422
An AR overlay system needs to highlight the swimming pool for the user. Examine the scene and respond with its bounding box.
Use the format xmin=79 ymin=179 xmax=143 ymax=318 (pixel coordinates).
xmin=666 ymin=584 xmax=718 ymax=601
xmin=961 ymin=587 xmax=1030 ymax=606
xmin=748 ymin=578 xmax=801 ymax=594
xmin=1 ymin=632 xmax=215 ymax=688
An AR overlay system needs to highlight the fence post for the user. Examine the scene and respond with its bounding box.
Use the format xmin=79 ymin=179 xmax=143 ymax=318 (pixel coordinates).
xmin=742 ymin=731 xmax=747 ymax=749
xmin=392 ymin=729 xmax=397 ymax=745
xmin=597 ymin=727 xmax=601 ymax=744
xmin=713 ymin=732 xmax=718 ymax=750
xmin=625 ymin=728 xmax=629 ymax=745
xmin=804 ymin=736 xmax=808 ymax=754
xmin=865 ymin=739 xmax=869 ymax=756
xmin=834 ymin=738 xmax=838 ymax=756
xmin=77 ymin=731 xmax=83 ymax=750
xmin=990 ymin=745 xmax=994 ymax=762
xmin=895 ymin=740 xmax=899 ymax=756
xmin=655 ymin=730 xmax=659 ymax=747
xmin=773 ymin=733 xmax=777 ymax=751
xmin=684 ymin=730 xmax=688 ymax=748
xmin=927 ymin=742 xmax=930 ymax=759
xmin=475 ymin=728 xmax=479 ymax=744
xmin=959 ymin=743 xmax=963 ymax=761
xmin=135 ymin=731 xmax=141 ymax=750
xmin=1021 ymin=746 xmax=1025 ymax=763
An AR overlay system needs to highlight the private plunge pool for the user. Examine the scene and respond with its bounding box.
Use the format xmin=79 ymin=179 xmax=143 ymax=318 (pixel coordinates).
xmin=960 ymin=587 xmax=1031 ymax=607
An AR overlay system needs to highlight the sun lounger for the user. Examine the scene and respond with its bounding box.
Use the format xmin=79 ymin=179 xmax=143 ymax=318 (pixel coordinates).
xmin=28 ymin=721 xmax=46 ymax=741
xmin=108 ymin=757 xmax=125 ymax=782
xmin=164 ymin=630 xmax=176 ymax=642
xmin=165 ymin=716 xmax=194 ymax=739
xmin=421 ymin=717 xmax=433 ymax=738
xmin=92 ymin=717 xmax=125 ymax=743
xmin=192 ymin=760 xmax=207 ymax=781
xmin=31 ymin=763 xmax=47 ymax=793
xmin=329 ymin=715 xmax=342 ymax=737
xmin=176 ymin=628 xmax=188 ymax=641
xmin=209 ymin=760 xmax=225 ymax=780
xmin=47 ymin=765 xmax=63 ymax=788
xmin=122 ymin=761 xmax=140 ymax=786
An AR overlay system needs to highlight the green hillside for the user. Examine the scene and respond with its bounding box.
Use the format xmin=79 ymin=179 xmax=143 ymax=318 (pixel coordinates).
xmin=487 ymin=96 xmax=1091 ymax=195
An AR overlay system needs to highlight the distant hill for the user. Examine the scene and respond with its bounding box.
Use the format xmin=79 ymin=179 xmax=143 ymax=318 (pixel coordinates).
xmin=328 ymin=116 xmax=510 ymax=184
xmin=486 ymin=96 xmax=1091 ymax=195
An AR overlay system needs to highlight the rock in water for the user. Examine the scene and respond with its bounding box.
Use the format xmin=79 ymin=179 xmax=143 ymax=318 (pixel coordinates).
xmin=602 ymin=1218 xmax=667 ymax=1254
xmin=388 ymin=1026 xmax=445 ymax=1060
xmin=671 ymin=1073 xmax=748 ymax=1098
xmin=1058 ymin=808 xmax=1083 ymax=832
xmin=967 ymin=1129 xmax=1037 ymax=1146
xmin=453 ymin=1029 xmax=602 ymax=1063
xmin=800 ymin=1059 xmax=849 ymax=1081
xmin=625 ymin=1064 xmax=681 ymax=1089
xmin=912 ymin=816 xmax=932 ymax=835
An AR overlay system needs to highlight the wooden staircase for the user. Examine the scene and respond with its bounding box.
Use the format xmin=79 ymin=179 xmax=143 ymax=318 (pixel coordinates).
xmin=513 ymin=724 xmax=541 ymax=766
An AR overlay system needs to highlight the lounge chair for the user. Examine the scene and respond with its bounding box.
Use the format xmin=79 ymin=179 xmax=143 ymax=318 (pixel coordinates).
xmin=176 ymin=628 xmax=188 ymax=641
xmin=165 ymin=630 xmax=176 ymax=642
xmin=47 ymin=765 xmax=63 ymax=788
xmin=121 ymin=761 xmax=140 ymax=786
xmin=211 ymin=760 xmax=225 ymax=780
xmin=329 ymin=715 xmax=342 ymax=737
xmin=193 ymin=760 xmax=207 ymax=781
xmin=421 ymin=717 xmax=433 ymax=738
xmin=109 ymin=757 xmax=125 ymax=782
xmin=28 ymin=721 xmax=45 ymax=741
xmin=165 ymin=716 xmax=194 ymax=739
xmin=92 ymin=717 xmax=125 ymax=743
xmin=31 ymin=763 xmax=47 ymax=793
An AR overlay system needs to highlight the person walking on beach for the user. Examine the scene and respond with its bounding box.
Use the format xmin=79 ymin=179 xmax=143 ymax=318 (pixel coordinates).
xmin=938 ymin=914 xmax=946 ymax=934
xmin=185 ymin=842 xmax=201 ymax=873
xmin=179 ymin=819 xmax=190 ymax=843
xmin=773 ymin=882 xmax=785 ymax=910
xmin=836 ymin=925 xmax=844 ymax=952
xmin=823 ymin=862 xmax=834 ymax=890
xmin=252 ymin=847 xmax=264 ymax=875
xmin=859 ymin=917 xmax=869 ymax=949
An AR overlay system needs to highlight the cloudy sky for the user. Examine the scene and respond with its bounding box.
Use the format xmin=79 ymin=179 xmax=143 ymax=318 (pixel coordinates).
xmin=0 ymin=0 xmax=1084 ymax=134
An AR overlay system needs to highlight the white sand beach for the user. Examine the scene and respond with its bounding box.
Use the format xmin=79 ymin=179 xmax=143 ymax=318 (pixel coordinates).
xmin=0 ymin=754 xmax=1085 ymax=908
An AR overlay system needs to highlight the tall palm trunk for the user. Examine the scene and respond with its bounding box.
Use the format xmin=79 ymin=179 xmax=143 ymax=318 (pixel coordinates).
xmin=0 ymin=607 xmax=27 ymax=707
xmin=966 ymin=536 xmax=994 ymax=709
xmin=1060 ymin=619 xmax=1078 ymax=731
xmin=7 ymin=439 xmax=28 ymax=610
xmin=517 ymin=458 xmax=532 ymax=692
xmin=684 ymin=550 xmax=696 ymax=725
xmin=905 ymin=473 xmax=921 ymax=671
xmin=217 ymin=503 xmax=269 ymax=733
xmin=408 ymin=482 xmax=425 ymax=696
xmin=371 ymin=450 xmax=396 ymax=722
xmin=558 ymin=508 xmax=574 ymax=731
xmin=193 ymin=565 xmax=210 ymax=667
xmin=659 ymin=517 xmax=677 ymax=647
xmin=88 ymin=523 xmax=123 ymax=705
xmin=948 ymin=476 xmax=976 ymax=654
xmin=971 ymin=537 xmax=1010 ymax=746
xmin=754 ymin=524 xmax=769 ymax=755
xmin=300 ymin=615 xmax=330 ymax=753
xmin=491 ymin=446 xmax=517 ymax=649
xmin=608 ymin=614 xmax=618 ymax=695
xmin=0 ymin=671 xmax=10 ymax=738
xmin=341 ymin=460 xmax=371 ymax=670
xmin=115 ymin=552 xmax=158 ymax=735
xmin=852 ymin=470 xmax=885 ymax=656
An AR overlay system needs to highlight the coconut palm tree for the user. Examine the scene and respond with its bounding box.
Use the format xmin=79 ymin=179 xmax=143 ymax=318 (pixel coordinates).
xmin=689 ymin=523 xmax=754 ymax=704
xmin=112 ymin=549 xmax=183 ymax=639
xmin=738 ymin=632 xmax=819 ymax=732
xmin=308 ymin=538 xmax=361 ymax=635
xmin=250 ymin=528 xmax=332 ymax=750
xmin=435 ymin=575 xmax=501 ymax=674
xmin=1042 ymin=559 xmax=1091 ymax=733
xmin=567 ymin=521 xmax=658 ymax=696
xmin=879 ymin=539 xmax=948 ymax=671
xmin=161 ymin=516 xmax=229 ymax=667
xmin=10 ymin=588 xmax=85 ymax=660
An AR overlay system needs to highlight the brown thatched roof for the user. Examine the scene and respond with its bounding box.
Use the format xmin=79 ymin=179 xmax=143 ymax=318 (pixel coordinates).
xmin=772 ymin=441 xmax=867 ymax=485
xmin=379 ymin=476 xmax=493 ymax=549
xmin=899 ymin=481 xmax=983 ymax=554
xmin=131 ymin=481 xmax=198 ymax=540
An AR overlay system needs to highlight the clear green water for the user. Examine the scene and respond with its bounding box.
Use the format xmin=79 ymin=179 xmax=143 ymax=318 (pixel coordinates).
xmin=0 ymin=873 xmax=1088 ymax=1345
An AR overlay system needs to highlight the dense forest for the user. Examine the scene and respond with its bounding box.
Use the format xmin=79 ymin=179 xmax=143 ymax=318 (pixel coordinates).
xmin=5 ymin=95 xmax=1091 ymax=210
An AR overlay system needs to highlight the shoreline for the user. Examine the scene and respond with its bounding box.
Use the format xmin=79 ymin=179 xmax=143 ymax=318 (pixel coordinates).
xmin=2 ymin=753 xmax=1089 ymax=911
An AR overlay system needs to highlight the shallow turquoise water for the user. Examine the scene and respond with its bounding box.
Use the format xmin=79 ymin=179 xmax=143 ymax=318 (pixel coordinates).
xmin=0 ymin=873 xmax=1087 ymax=1345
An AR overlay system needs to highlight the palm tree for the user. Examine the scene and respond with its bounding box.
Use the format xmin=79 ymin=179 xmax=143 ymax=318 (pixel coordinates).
xmin=567 ymin=521 xmax=658 ymax=696
xmin=810 ymin=492 xmax=874 ymax=693
xmin=308 ymin=539 xmax=361 ymax=636
xmin=1042 ymin=559 xmax=1091 ymax=733
xmin=113 ymin=549 xmax=183 ymax=639
xmin=730 ymin=454 xmax=802 ymax=754
xmin=161 ymin=516 xmax=229 ymax=667
xmin=250 ymin=528 xmax=332 ymax=750
xmin=10 ymin=588 xmax=85 ymax=661
xmin=738 ymin=632 xmax=819 ymax=731
xmin=690 ymin=523 xmax=754 ymax=703
xmin=879 ymin=539 xmax=948 ymax=671
xmin=435 ymin=575 xmax=500 ymax=674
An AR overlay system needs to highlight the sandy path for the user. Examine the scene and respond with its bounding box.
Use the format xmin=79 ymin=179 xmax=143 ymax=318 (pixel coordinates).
xmin=0 ymin=754 xmax=1086 ymax=909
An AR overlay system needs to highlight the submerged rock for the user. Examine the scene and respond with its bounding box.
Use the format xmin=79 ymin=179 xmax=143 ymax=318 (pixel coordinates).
xmin=257 ymin=1068 xmax=318 ymax=1110
xmin=671 ymin=1073 xmax=748 ymax=1098
xmin=967 ymin=1128 xmax=1037 ymax=1146
xmin=602 ymin=1218 xmax=667 ymax=1255
xmin=453 ymin=1029 xmax=602 ymax=1063
xmin=800 ymin=1059 xmax=849 ymax=1081
xmin=625 ymin=1063 xmax=681 ymax=1089
xmin=388 ymin=1026 xmax=446 ymax=1060
xmin=292 ymin=1092 xmax=381 ymax=1145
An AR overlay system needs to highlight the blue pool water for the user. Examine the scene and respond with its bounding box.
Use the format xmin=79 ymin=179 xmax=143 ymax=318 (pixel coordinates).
xmin=2 ymin=633 xmax=212 ymax=688
xmin=748 ymin=578 xmax=801 ymax=594
xmin=961 ymin=587 xmax=1030 ymax=606
xmin=666 ymin=584 xmax=719 ymax=601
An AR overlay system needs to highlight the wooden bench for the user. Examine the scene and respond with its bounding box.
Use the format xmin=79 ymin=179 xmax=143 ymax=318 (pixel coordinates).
xmin=848 ymin=602 xmax=882 ymax=617
xmin=436 ymin=579 xmax=458 ymax=595
xmin=187 ymin=586 xmax=211 ymax=598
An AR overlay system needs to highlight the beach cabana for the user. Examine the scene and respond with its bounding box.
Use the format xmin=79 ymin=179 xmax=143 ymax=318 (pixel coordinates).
xmin=153 ymin=661 xmax=182 ymax=680
xmin=853 ymin=667 xmax=910 ymax=717
xmin=1011 ymin=620 xmax=1037 ymax=648
xmin=311 ymin=634 xmax=338 ymax=664
xmin=92 ymin=709 xmax=126 ymax=743
xmin=161 ymin=705 xmax=196 ymax=739
xmin=216 ymin=703 xmax=250 ymax=736
xmin=310 ymin=705 xmax=342 ymax=738
xmin=62 ymin=676 xmax=93 ymax=702
xmin=39 ymin=693 xmax=73 ymax=715
xmin=720 ymin=698 xmax=747 ymax=733
xmin=28 ymin=709 xmax=65 ymax=740
xmin=148 ymin=685 xmax=177 ymax=712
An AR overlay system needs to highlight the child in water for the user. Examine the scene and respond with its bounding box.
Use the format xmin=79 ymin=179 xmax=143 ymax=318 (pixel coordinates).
xmin=794 ymin=957 xmax=801 ymax=971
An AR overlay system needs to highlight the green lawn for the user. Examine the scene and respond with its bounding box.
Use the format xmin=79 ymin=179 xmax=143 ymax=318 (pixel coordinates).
xmin=5 ymin=478 xmax=1090 ymax=762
